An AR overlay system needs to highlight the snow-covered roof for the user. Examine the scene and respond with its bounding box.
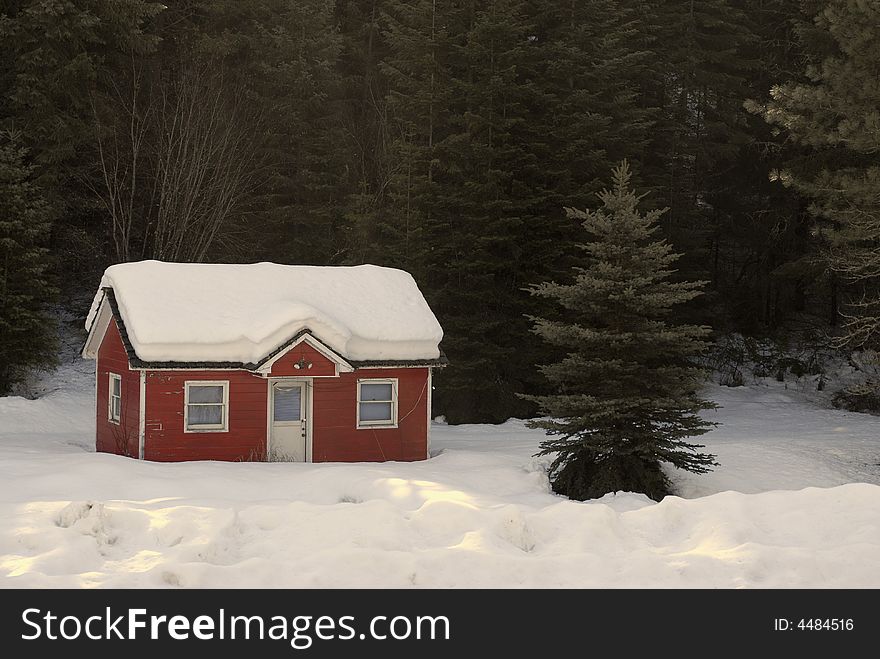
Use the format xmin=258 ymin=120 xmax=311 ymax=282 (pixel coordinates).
xmin=85 ymin=261 xmax=443 ymax=365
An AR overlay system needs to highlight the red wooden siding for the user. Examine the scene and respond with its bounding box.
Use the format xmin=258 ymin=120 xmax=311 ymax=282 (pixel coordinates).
xmin=95 ymin=320 xmax=140 ymax=457
xmin=269 ymin=341 xmax=337 ymax=377
xmin=143 ymin=369 xmax=268 ymax=462
xmin=311 ymin=367 xmax=429 ymax=462
xmin=95 ymin=321 xmax=430 ymax=462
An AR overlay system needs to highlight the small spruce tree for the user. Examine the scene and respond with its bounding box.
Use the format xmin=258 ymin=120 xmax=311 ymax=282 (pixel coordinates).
xmin=524 ymin=161 xmax=716 ymax=501
xmin=0 ymin=130 xmax=56 ymax=395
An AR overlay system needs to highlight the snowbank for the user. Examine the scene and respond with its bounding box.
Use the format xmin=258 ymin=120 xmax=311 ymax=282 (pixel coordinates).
xmin=3 ymin=480 xmax=879 ymax=588
xmin=85 ymin=261 xmax=443 ymax=363
xmin=1 ymin=366 xmax=879 ymax=588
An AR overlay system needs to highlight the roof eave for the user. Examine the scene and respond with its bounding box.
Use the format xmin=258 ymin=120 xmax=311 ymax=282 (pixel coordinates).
xmin=348 ymin=352 xmax=448 ymax=369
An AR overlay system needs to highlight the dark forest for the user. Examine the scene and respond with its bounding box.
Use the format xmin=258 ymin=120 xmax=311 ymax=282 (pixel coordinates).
xmin=2 ymin=0 xmax=877 ymax=426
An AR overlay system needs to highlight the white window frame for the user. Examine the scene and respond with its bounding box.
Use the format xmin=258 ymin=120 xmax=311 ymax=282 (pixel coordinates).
xmin=108 ymin=372 xmax=122 ymax=424
xmin=184 ymin=380 xmax=230 ymax=433
xmin=356 ymin=378 xmax=398 ymax=429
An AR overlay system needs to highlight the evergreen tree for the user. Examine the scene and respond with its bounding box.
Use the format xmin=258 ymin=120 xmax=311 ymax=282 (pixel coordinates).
xmin=62 ymin=1 xmax=344 ymax=265
xmin=207 ymin=0 xmax=344 ymax=265
xmin=524 ymin=162 xmax=716 ymax=501
xmin=634 ymin=0 xmax=761 ymax=327
xmin=373 ymin=0 xmax=543 ymax=422
xmin=0 ymin=130 xmax=56 ymax=394
xmin=377 ymin=0 xmax=664 ymax=423
xmin=759 ymin=0 xmax=880 ymax=346
xmin=529 ymin=0 xmax=654 ymax=212
xmin=425 ymin=0 xmax=548 ymax=423
xmin=376 ymin=0 xmax=449 ymax=275
xmin=712 ymin=0 xmax=819 ymax=331
xmin=334 ymin=0 xmax=396 ymax=266
xmin=0 ymin=0 xmax=161 ymax=283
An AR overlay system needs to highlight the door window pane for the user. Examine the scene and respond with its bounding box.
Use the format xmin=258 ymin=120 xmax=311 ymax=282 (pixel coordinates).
xmin=274 ymin=386 xmax=302 ymax=422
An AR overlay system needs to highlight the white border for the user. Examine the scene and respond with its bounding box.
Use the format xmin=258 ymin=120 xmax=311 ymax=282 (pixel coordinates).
xmin=183 ymin=380 xmax=230 ymax=433
xmin=108 ymin=372 xmax=122 ymax=424
xmin=93 ymin=359 xmax=99 ymax=442
xmin=356 ymin=378 xmax=399 ymax=429
xmin=138 ymin=371 xmax=146 ymax=459
xmin=426 ymin=369 xmax=433 ymax=458
xmin=256 ymin=333 xmax=353 ymax=376
xmin=267 ymin=378 xmax=313 ymax=462
xmin=82 ymin=295 xmax=112 ymax=359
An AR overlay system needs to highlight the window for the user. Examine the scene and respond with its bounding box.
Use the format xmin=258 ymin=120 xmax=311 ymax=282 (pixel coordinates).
xmin=273 ymin=385 xmax=302 ymax=423
xmin=357 ymin=379 xmax=397 ymax=428
xmin=184 ymin=381 xmax=229 ymax=432
xmin=108 ymin=373 xmax=122 ymax=423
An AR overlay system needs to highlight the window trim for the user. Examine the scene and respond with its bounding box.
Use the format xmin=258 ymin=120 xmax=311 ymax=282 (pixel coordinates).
xmin=184 ymin=380 xmax=230 ymax=433
xmin=356 ymin=378 xmax=398 ymax=429
xmin=108 ymin=372 xmax=122 ymax=424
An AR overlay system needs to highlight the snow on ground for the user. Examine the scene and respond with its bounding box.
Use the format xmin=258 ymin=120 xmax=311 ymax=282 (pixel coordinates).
xmin=672 ymin=384 xmax=880 ymax=497
xmin=0 ymin=360 xmax=879 ymax=588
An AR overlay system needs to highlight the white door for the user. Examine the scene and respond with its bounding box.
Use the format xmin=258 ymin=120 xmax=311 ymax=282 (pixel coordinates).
xmin=270 ymin=382 xmax=306 ymax=461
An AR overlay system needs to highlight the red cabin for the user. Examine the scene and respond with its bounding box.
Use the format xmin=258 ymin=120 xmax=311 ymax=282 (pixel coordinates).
xmin=82 ymin=261 xmax=445 ymax=462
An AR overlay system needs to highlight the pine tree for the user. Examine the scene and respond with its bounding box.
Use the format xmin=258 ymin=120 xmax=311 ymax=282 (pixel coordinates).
xmin=332 ymin=0 xmax=438 ymax=273
xmin=0 ymin=130 xmax=56 ymax=394
xmin=376 ymin=1 xmax=666 ymax=423
xmin=758 ymin=0 xmax=880 ymax=346
xmin=404 ymin=0 xmax=545 ymax=423
xmin=0 ymin=0 xmax=161 ymax=283
xmin=524 ymin=162 xmax=716 ymax=501
xmin=712 ymin=0 xmax=819 ymax=331
xmin=633 ymin=0 xmax=761 ymax=328
xmin=333 ymin=0 xmax=397 ymax=267
xmin=208 ymin=0 xmax=344 ymax=266
xmin=528 ymin=0 xmax=654 ymax=213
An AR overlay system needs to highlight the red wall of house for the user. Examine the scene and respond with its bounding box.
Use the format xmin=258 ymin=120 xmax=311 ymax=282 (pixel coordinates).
xmin=269 ymin=341 xmax=337 ymax=377
xmin=143 ymin=369 xmax=268 ymax=462
xmin=95 ymin=320 xmax=140 ymax=457
xmin=311 ymin=367 xmax=430 ymax=462
xmin=96 ymin=325 xmax=431 ymax=463
xmin=142 ymin=366 xmax=430 ymax=463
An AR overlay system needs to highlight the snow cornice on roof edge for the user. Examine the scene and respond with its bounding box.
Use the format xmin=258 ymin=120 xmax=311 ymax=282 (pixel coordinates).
xmin=87 ymin=287 xmax=447 ymax=371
